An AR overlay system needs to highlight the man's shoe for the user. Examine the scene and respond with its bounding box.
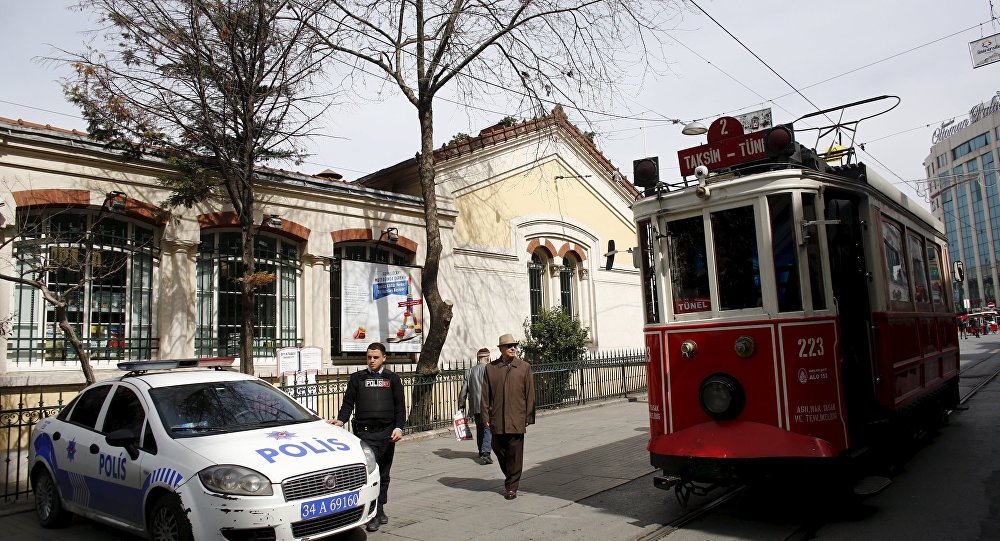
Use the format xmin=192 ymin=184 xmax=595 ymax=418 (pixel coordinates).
xmin=480 ymin=455 xmax=493 ymax=465
xmin=366 ymin=518 xmax=380 ymax=532
xmin=504 ymin=490 xmax=517 ymax=500
xmin=377 ymin=506 xmax=388 ymax=525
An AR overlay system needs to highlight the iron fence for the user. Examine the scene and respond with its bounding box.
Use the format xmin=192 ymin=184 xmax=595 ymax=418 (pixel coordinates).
xmin=1 ymin=348 xmax=645 ymax=502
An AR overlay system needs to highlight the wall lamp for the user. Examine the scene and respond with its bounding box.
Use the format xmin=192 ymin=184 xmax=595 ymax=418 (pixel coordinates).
xmin=265 ymin=215 xmax=283 ymax=228
xmin=385 ymin=227 xmax=399 ymax=244
xmin=105 ymin=191 xmax=127 ymax=214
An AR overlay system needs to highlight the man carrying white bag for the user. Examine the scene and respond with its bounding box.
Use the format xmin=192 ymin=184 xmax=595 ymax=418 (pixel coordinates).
xmin=458 ymin=347 xmax=493 ymax=463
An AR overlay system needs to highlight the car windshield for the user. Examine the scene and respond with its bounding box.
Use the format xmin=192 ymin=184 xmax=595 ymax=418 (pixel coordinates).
xmin=149 ymin=379 xmax=317 ymax=438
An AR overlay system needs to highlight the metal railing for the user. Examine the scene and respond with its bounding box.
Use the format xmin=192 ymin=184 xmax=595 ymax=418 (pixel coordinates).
xmin=1 ymin=348 xmax=645 ymax=502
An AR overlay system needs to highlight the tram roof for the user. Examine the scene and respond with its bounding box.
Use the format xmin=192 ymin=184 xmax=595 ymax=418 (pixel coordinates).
xmin=633 ymin=162 xmax=943 ymax=237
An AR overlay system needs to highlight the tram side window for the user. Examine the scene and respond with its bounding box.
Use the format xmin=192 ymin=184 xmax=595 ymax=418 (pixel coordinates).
xmin=926 ymin=244 xmax=946 ymax=307
xmin=767 ymin=194 xmax=802 ymax=312
xmin=882 ymin=220 xmax=910 ymax=303
xmin=711 ymin=206 xmax=762 ymax=310
xmin=638 ymin=220 xmax=661 ymax=323
xmin=907 ymin=234 xmax=931 ymax=305
xmin=666 ymin=216 xmax=710 ymax=315
xmin=802 ymin=194 xmax=827 ymax=310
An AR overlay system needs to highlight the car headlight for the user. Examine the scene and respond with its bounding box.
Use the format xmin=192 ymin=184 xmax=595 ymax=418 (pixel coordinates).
xmin=199 ymin=465 xmax=273 ymax=496
xmin=360 ymin=441 xmax=378 ymax=474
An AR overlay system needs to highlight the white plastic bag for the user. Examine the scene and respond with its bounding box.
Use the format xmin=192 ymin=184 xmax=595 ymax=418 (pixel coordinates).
xmin=452 ymin=410 xmax=472 ymax=441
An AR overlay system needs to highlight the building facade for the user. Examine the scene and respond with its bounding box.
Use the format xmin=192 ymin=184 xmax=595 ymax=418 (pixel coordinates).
xmin=924 ymin=89 xmax=1000 ymax=312
xmin=0 ymin=109 xmax=643 ymax=387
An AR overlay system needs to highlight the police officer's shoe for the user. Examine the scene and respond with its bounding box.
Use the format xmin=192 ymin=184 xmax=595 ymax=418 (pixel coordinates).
xmin=377 ymin=506 xmax=389 ymax=524
xmin=366 ymin=517 xmax=380 ymax=532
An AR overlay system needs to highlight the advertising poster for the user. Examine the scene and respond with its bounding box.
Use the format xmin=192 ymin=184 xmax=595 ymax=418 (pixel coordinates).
xmin=340 ymin=260 xmax=423 ymax=353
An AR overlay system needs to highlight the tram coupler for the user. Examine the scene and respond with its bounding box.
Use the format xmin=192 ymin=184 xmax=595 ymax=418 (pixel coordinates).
xmin=653 ymin=475 xmax=682 ymax=491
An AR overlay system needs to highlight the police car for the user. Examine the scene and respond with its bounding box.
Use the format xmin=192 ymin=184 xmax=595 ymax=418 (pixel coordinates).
xmin=28 ymin=358 xmax=380 ymax=541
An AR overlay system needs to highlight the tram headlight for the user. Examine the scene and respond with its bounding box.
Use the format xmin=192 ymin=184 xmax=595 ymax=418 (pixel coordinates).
xmin=699 ymin=373 xmax=746 ymax=421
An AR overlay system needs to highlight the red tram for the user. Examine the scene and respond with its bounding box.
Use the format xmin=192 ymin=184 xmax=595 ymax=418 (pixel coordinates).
xmin=623 ymin=109 xmax=959 ymax=488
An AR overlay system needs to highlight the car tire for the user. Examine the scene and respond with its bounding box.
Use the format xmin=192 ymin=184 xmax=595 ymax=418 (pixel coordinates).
xmin=148 ymin=494 xmax=194 ymax=541
xmin=34 ymin=468 xmax=72 ymax=528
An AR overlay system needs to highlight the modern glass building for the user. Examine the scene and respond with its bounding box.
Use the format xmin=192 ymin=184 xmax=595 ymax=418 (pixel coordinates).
xmin=924 ymin=89 xmax=1000 ymax=312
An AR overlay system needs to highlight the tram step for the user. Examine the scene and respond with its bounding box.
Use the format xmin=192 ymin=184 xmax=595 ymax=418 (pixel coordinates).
xmin=853 ymin=475 xmax=891 ymax=496
xmin=653 ymin=475 xmax=682 ymax=491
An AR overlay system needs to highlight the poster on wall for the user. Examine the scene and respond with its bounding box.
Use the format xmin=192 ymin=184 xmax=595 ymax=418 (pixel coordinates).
xmin=340 ymin=259 xmax=423 ymax=353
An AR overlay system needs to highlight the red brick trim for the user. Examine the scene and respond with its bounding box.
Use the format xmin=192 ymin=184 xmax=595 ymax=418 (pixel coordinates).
xmin=526 ymin=238 xmax=556 ymax=258
xmin=13 ymin=189 xmax=170 ymax=225
xmin=330 ymin=228 xmax=418 ymax=256
xmin=198 ymin=211 xmax=310 ymax=242
xmin=13 ymin=189 xmax=90 ymax=208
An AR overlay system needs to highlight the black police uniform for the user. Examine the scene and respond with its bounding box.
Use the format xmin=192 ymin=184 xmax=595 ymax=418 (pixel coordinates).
xmin=336 ymin=368 xmax=405 ymax=514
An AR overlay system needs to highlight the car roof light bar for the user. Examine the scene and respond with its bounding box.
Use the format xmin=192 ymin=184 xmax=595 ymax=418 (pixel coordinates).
xmin=117 ymin=357 xmax=237 ymax=372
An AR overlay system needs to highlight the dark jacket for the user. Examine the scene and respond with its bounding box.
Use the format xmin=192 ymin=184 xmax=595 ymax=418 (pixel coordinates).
xmin=481 ymin=357 xmax=536 ymax=434
xmin=337 ymin=368 xmax=406 ymax=431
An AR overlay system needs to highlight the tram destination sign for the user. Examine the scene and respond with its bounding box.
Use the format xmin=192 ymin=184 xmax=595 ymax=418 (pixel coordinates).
xmin=677 ymin=131 xmax=767 ymax=177
xmin=677 ymin=116 xmax=770 ymax=177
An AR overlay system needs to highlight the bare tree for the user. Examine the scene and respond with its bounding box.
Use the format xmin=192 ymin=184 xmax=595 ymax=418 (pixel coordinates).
xmin=60 ymin=0 xmax=336 ymax=373
xmin=0 ymin=204 xmax=138 ymax=384
xmin=296 ymin=0 xmax=679 ymax=422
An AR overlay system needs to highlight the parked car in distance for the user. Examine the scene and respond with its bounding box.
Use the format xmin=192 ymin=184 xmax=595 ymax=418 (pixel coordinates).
xmin=29 ymin=358 xmax=380 ymax=541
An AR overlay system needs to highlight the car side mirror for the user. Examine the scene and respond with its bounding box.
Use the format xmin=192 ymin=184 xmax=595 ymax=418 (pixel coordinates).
xmin=106 ymin=428 xmax=141 ymax=460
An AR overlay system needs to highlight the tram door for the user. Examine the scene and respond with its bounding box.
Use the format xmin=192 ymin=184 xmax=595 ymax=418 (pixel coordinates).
xmin=825 ymin=191 xmax=877 ymax=444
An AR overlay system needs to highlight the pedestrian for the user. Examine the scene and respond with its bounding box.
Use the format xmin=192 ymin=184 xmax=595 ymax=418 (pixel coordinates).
xmin=959 ymin=320 xmax=967 ymax=339
xmin=482 ymin=333 xmax=536 ymax=500
xmin=458 ymin=347 xmax=493 ymax=464
xmin=329 ymin=342 xmax=405 ymax=532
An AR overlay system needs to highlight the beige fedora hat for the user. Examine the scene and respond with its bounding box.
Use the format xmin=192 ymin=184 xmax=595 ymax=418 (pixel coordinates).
xmin=497 ymin=333 xmax=518 ymax=346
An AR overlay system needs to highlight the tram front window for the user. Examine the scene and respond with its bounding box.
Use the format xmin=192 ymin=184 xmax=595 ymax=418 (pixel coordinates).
xmin=711 ymin=206 xmax=762 ymax=310
xmin=667 ymin=215 xmax=711 ymax=314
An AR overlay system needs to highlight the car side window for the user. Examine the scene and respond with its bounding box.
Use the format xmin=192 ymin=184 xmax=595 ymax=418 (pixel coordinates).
xmin=142 ymin=421 xmax=158 ymax=455
xmin=68 ymin=385 xmax=112 ymax=430
xmin=102 ymin=386 xmax=146 ymax=444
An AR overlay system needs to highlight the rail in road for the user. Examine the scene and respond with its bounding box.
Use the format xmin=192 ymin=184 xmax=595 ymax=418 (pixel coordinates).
xmin=632 ymin=332 xmax=1000 ymax=541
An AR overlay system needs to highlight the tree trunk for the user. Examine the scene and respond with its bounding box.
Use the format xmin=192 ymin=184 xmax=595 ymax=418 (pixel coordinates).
xmin=414 ymin=102 xmax=453 ymax=376
xmin=56 ymin=305 xmax=96 ymax=385
xmin=406 ymin=102 xmax=454 ymax=427
xmin=239 ymin=195 xmax=258 ymax=374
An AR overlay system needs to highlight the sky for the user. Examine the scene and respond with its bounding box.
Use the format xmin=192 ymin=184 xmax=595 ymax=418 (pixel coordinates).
xmin=2 ymin=1 xmax=1000 ymax=208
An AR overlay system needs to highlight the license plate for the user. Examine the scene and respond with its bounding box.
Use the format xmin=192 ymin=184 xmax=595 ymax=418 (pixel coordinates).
xmin=299 ymin=490 xmax=361 ymax=520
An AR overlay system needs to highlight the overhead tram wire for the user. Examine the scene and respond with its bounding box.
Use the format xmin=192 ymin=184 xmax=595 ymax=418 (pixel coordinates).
xmin=686 ymin=0 xmax=919 ymax=192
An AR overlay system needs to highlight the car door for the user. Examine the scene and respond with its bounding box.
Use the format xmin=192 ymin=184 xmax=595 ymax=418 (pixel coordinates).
xmin=55 ymin=383 xmax=113 ymax=514
xmin=93 ymin=383 xmax=149 ymax=527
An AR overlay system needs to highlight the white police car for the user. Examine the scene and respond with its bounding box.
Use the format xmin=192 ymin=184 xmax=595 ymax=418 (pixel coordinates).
xmin=28 ymin=358 xmax=380 ymax=541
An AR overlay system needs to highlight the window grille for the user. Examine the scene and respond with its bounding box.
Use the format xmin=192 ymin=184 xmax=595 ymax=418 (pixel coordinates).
xmin=9 ymin=210 xmax=158 ymax=367
xmin=195 ymin=231 xmax=300 ymax=358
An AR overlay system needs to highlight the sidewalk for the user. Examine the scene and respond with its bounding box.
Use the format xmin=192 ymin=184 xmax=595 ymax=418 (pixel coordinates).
xmin=1 ymin=398 xmax=661 ymax=541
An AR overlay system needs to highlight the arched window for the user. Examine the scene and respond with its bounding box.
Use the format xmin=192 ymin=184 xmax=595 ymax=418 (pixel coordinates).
xmin=560 ymin=256 xmax=576 ymax=316
xmin=10 ymin=209 xmax=158 ymax=367
xmin=196 ymin=231 xmax=300 ymax=358
xmin=330 ymin=243 xmax=414 ymax=357
xmin=528 ymin=251 xmax=547 ymax=324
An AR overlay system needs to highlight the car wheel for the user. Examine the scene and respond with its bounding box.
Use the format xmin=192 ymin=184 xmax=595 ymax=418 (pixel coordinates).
xmin=148 ymin=494 xmax=194 ymax=541
xmin=34 ymin=468 xmax=71 ymax=528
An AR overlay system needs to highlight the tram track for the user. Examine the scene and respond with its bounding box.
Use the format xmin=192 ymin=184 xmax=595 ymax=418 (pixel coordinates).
xmin=635 ymin=485 xmax=749 ymax=541
xmin=634 ymin=345 xmax=1000 ymax=541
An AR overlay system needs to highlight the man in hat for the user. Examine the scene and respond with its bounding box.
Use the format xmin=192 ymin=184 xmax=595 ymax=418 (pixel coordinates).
xmin=459 ymin=347 xmax=493 ymax=464
xmin=482 ymin=333 xmax=536 ymax=500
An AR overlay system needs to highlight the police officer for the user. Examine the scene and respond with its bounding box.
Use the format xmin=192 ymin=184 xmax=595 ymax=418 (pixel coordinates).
xmin=330 ymin=342 xmax=405 ymax=532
